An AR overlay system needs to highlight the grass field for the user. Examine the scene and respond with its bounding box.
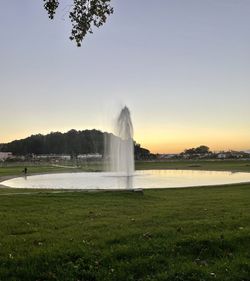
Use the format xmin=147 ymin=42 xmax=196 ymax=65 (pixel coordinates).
xmin=136 ymin=159 xmax=250 ymax=172
xmin=0 ymin=161 xmax=250 ymax=281
xmin=1 ymin=159 xmax=250 ymax=179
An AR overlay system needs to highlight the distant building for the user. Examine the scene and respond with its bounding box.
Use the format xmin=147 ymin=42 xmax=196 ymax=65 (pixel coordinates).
xmin=215 ymin=151 xmax=249 ymax=159
xmin=34 ymin=154 xmax=71 ymax=160
xmin=0 ymin=152 xmax=13 ymax=161
xmin=157 ymin=154 xmax=177 ymax=160
xmin=77 ymin=153 xmax=102 ymax=160
xmin=217 ymin=153 xmax=227 ymax=159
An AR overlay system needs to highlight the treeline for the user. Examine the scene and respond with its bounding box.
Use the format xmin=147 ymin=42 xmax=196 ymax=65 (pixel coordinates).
xmin=134 ymin=143 xmax=153 ymax=160
xmin=1 ymin=130 xmax=104 ymax=156
xmin=1 ymin=129 xmax=154 ymax=159
xmin=183 ymin=145 xmax=210 ymax=155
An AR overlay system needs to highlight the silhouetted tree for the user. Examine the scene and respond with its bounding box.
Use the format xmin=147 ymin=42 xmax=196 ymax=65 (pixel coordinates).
xmin=1 ymin=130 xmax=154 ymax=160
xmin=134 ymin=142 xmax=156 ymax=160
xmin=43 ymin=0 xmax=114 ymax=46
xmin=184 ymin=145 xmax=210 ymax=155
xmin=195 ymin=145 xmax=210 ymax=154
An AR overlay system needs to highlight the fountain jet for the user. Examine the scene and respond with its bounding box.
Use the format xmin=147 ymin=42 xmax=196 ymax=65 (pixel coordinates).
xmin=105 ymin=106 xmax=134 ymax=187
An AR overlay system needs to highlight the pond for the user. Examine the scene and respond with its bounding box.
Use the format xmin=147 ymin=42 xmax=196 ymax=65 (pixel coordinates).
xmin=2 ymin=169 xmax=250 ymax=190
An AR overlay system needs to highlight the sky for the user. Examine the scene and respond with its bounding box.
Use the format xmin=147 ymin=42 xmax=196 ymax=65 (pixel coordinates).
xmin=0 ymin=0 xmax=249 ymax=153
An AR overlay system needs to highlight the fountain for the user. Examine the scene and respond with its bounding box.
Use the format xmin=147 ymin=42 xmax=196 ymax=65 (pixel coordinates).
xmin=105 ymin=106 xmax=134 ymax=188
xmin=109 ymin=106 xmax=134 ymax=175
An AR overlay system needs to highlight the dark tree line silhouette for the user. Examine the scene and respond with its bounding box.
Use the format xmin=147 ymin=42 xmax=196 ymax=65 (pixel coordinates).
xmin=1 ymin=129 xmax=154 ymax=159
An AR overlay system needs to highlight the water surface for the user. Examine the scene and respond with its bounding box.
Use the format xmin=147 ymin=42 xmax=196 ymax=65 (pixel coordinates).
xmin=2 ymin=170 xmax=250 ymax=189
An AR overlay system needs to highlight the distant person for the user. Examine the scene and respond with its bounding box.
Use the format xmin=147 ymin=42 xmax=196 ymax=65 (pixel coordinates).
xmin=23 ymin=167 xmax=28 ymax=175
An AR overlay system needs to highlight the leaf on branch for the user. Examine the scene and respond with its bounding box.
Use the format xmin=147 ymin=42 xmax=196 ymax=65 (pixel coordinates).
xmin=44 ymin=0 xmax=114 ymax=47
xmin=69 ymin=0 xmax=114 ymax=46
xmin=44 ymin=0 xmax=59 ymax=19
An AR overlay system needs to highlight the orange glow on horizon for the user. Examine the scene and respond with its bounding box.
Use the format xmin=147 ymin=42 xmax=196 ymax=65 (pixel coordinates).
xmin=2 ymin=128 xmax=250 ymax=155
xmin=135 ymin=127 xmax=250 ymax=154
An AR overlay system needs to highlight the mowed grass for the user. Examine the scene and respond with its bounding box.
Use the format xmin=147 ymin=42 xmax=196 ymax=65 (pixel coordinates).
xmin=0 ymin=185 xmax=250 ymax=281
xmin=0 ymin=162 xmax=103 ymax=178
xmin=1 ymin=159 xmax=250 ymax=180
xmin=0 ymin=165 xmax=67 ymax=177
xmin=136 ymin=159 xmax=250 ymax=172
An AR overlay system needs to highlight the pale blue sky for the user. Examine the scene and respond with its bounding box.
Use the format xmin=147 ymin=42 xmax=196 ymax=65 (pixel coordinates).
xmin=0 ymin=0 xmax=249 ymax=152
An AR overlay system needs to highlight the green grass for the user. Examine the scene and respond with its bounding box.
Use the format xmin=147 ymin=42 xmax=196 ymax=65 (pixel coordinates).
xmin=0 ymin=161 xmax=250 ymax=280
xmin=1 ymin=159 xmax=250 ymax=179
xmin=0 ymin=165 xmax=68 ymax=177
xmin=0 ymin=162 xmax=103 ymax=178
xmin=136 ymin=159 xmax=250 ymax=172
xmin=0 ymin=186 xmax=250 ymax=280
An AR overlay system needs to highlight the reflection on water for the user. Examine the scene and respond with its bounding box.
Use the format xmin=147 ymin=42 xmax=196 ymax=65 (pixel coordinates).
xmin=2 ymin=170 xmax=250 ymax=190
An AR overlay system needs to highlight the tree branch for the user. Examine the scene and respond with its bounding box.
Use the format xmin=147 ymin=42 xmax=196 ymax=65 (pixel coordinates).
xmin=43 ymin=0 xmax=114 ymax=46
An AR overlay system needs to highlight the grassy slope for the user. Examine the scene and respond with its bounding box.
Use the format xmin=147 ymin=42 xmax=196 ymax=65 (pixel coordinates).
xmin=0 ymin=161 xmax=250 ymax=281
xmin=1 ymin=159 xmax=250 ymax=177
xmin=0 ymin=163 xmax=101 ymax=178
xmin=1 ymin=160 xmax=250 ymax=180
xmin=136 ymin=160 xmax=250 ymax=172
xmin=0 ymin=187 xmax=250 ymax=280
xmin=0 ymin=165 xmax=67 ymax=177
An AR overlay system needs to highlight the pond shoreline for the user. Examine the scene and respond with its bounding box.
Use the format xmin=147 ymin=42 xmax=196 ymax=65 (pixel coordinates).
xmin=2 ymin=170 xmax=250 ymax=190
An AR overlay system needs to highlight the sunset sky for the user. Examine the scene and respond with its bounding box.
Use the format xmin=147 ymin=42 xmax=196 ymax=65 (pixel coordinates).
xmin=0 ymin=1 xmax=249 ymax=153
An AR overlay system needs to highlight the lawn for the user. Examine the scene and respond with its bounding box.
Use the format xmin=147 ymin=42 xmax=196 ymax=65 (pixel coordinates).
xmin=1 ymin=159 xmax=250 ymax=179
xmin=0 ymin=161 xmax=250 ymax=281
xmin=136 ymin=159 xmax=250 ymax=172
xmin=0 ymin=162 xmax=102 ymax=178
